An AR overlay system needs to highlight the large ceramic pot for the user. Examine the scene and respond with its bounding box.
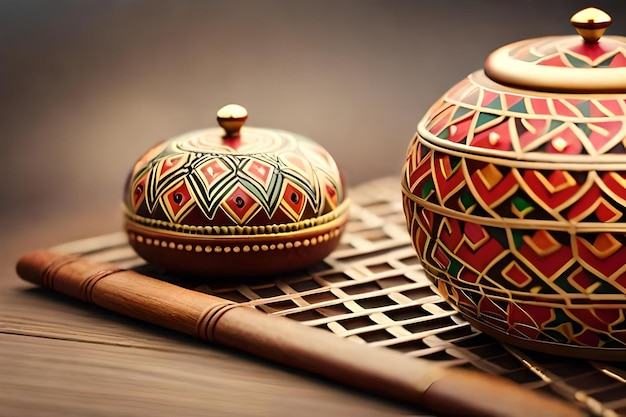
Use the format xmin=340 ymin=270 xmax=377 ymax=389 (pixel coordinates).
xmin=124 ymin=105 xmax=349 ymax=278
xmin=401 ymin=8 xmax=626 ymax=359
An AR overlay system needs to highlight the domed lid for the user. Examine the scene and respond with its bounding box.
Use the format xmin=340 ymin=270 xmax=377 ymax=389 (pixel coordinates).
xmin=485 ymin=7 xmax=626 ymax=93
xmin=125 ymin=104 xmax=346 ymax=230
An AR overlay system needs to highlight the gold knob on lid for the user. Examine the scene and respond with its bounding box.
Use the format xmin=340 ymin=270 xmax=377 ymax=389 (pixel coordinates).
xmin=571 ymin=7 xmax=612 ymax=43
xmin=217 ymin=104 xmax=248 ymax=138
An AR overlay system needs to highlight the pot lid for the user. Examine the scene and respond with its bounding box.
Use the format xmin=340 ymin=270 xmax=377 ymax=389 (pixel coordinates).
xmin=125 ymin=104 xmax=346 ymax=229
xmin=485 ymin=7 xmax=626 ymax=93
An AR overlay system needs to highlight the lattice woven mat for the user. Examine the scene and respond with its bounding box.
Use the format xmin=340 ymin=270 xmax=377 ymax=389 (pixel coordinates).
xmin=53 ymin=177 xmax=626 ymax=417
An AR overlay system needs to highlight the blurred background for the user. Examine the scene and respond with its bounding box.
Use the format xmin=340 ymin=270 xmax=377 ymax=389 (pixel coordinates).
xmin=2 ymin=0 xmax=625 ymax=261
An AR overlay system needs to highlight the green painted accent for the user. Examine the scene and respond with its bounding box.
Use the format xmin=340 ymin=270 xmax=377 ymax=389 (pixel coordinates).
xmin=565 ymin=53 xmax=590 ymax=68
xmin=459 ymin=191 xmax=476 ymax=211
xmin=511 ymin=229 xmax=524 ymax=249
xmin=476 ymin=112 xmax=499 ymax=128
xmin=576 ymin=101 xmax=591 ymax=117
xmin=552 ymin=275 xmax=579 ymax=294
xmin=485 ymin=95 xmax=503 ymax=111
xmin=598 ymin=55 xmax=615 ymax=67
xmin=452 ymin=106 xmax=473 ymax=121
xmin=594 ymin=280 xmax=620 ymax=294
xmin=555 ymin=308 xmax=583 ymax=333
xmin=548 ymin=120 xmax=563 ymax=132
xmin=421 ymin=178 xmax=435 ymax=199
xmin=449 ymin=157 xmax=463 ymax=175
xmin=437 ymin=127 xmax=450 ymax=140
xmin=576 ymin=122 xmax=592 ymax=137
xmin=447 ymin=258 xmax=462 ymax=278
xmin=511 ymin=197 xmax=534 ymax=218
xmin=508 ymin=99 xmax=527 ymax=114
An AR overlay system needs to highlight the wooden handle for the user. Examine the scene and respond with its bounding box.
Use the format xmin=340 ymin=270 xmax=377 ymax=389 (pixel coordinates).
xmin=16 ymin=250 xmax=585 ymax=417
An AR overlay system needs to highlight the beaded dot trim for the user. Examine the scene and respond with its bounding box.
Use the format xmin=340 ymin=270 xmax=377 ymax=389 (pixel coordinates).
xmin=127 ymin=227 xmax=342 ymax=254
xmin=124 ymin=200 xmax=350 ymax=236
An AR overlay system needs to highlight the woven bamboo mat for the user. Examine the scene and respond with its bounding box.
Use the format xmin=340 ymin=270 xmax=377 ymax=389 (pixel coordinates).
xmin=52 ymin=177 xmax=626 ymax=417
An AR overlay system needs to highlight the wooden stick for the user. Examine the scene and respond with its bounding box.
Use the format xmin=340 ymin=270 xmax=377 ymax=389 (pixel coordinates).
xmin=16 ymin=250 xmax=585 ymax=417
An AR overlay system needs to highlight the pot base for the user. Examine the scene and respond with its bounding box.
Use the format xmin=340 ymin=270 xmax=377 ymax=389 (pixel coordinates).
xmin=463 ymin=314 xmax=626 ymax=361
xmin=126 ymin=208 xmax=349 ymax=278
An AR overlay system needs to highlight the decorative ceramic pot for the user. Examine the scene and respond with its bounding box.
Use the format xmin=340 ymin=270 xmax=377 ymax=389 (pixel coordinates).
xmin=401 ymin=8 xmax=626 ymax=359
xmin=124 ymin=105 xmax=349 ymax=277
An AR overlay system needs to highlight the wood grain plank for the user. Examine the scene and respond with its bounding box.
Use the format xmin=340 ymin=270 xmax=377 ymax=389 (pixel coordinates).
xmin=1 ymin=281 xmax=197 ymax=351
xmin=1 ymin=277 xmax=425 ymax=416
xmin=0 ymin=333 xmax=422 ymax=417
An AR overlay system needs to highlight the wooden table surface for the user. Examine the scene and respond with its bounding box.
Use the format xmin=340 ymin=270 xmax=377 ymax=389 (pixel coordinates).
xmin=5 ymin=2 xmax=624 ymax=415
xmin=0 ymin=206 xmax=427 ymax=417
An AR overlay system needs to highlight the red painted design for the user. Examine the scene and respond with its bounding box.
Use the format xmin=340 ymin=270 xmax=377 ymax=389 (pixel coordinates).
xmin=609 ymin=52 xmax=626 ymax=68
xmin=325 ymin=183 xmax=338 ymax=208
xmin=576 ymin=235 xmax=626 ymax=279
xmin=598 ymin=99 xmax=625 ymax=116
xmin=279 ymin=182 xmax=307 ymax=222
xmin=528 ymin=98 xmax=551 ymax=115
xmin=517 ymin=119 xmax=552 ymax=150
xmin=426 ymin=105 xmax=455 ymax=137
xmin=602 ymin=172 xmax=626 ymax=201
xmin=502 ymin=261 xmax=533 ymax=288
xmin=470 ymin=119 xmax=513 ymax=151
xmin=244 ymin=160 xmax=274 ymax=188
xmin=163 ymin=180 xmax=195 ymax=221
xmin=569 ymin=42 xmax=611 ymax=62
xmin=537 ymin=55 xmax=569 ymax=67
xmin=565 ymin=184 xmax=603 ymax=221
xmin=446 ymin=113 xmax=474 ymax=144
xmin=223 ymin=185 xmax=260 ymax=224
xmin=433 ymin=154 xmax=465 ymax=203
xmin=573 ymin=329 xmax=600 ymax=347
xmin=433 ymin=245 xmax=451 ymax=270
xmin=408 ymin=147 xmax=434 ymax=197
xmin=552 ymin=100 xmax=581 ymax=118
xmin=131 ymin=173 xmax=148 ymax=212
xmin=517 ymin=235 xmax=574 ymax=280
xmin=523 ymin=170 xmax=583 ymax=210
xmin=480 ymin=90 xmax=500 ymax=107
xmin=469 ymin=164 xmax=518 ymax=208
xmin=440 ymin=219 xmax=505 ymax=273
xmin=504 ymin=93 xmax=524 ymax=109
xmin=401 ymin=60 xmax=626 ymax=352
xmin=199 ymin=159 xmax=227 ymax=186
xmin=587 ymin=121 xmax=623 ymax=153
xmin=159 ymin=155 xmax=185 ymax=177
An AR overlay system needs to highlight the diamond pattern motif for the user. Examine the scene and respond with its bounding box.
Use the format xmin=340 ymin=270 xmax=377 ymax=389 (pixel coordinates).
xmin=402 ymin=69 xmax=626 ymax=351
xmin=125 ymin=128 xmax=344 ymax=227
xmin=221 ymin=185 xmax=261 ymax=224
xmin=278 ymin=181 xmax=308 ymax=222
xmin=514 ymin=36 xmax=626 ymax=69
xmin=162 ymin=180 xmax=195 ymax=222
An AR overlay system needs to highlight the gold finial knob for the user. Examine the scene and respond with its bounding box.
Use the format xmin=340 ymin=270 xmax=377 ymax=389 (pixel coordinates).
xmin=571 ymin=7 xmax=612 ymax=43
xmin=217 ymin=104 xmax=248 ymax=138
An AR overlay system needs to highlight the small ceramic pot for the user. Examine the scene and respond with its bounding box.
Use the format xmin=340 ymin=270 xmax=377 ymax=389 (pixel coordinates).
xmin=124 ymin=105 xmax=349 ymax=277
xmin=401 ymin=8 xmax=626 ymax=359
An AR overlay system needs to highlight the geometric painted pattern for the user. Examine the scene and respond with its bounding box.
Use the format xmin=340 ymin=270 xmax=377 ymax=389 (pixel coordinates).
xmin=424 ymin=74 xmax=626 ymax=158
xmin=507 ymin=35 xmax=626 ymax=69
xmin=61 ymin=177 xmax=626 ymax=415
xmin=402 ymin=194 xmax=626 ymax=350
xmin=125 ymin=127 xmax=345 ymax=228
xmin=402 ymin=70 xmax=626 ymax=351
xmin=58 ymin=177 xmax=626 ymax=417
